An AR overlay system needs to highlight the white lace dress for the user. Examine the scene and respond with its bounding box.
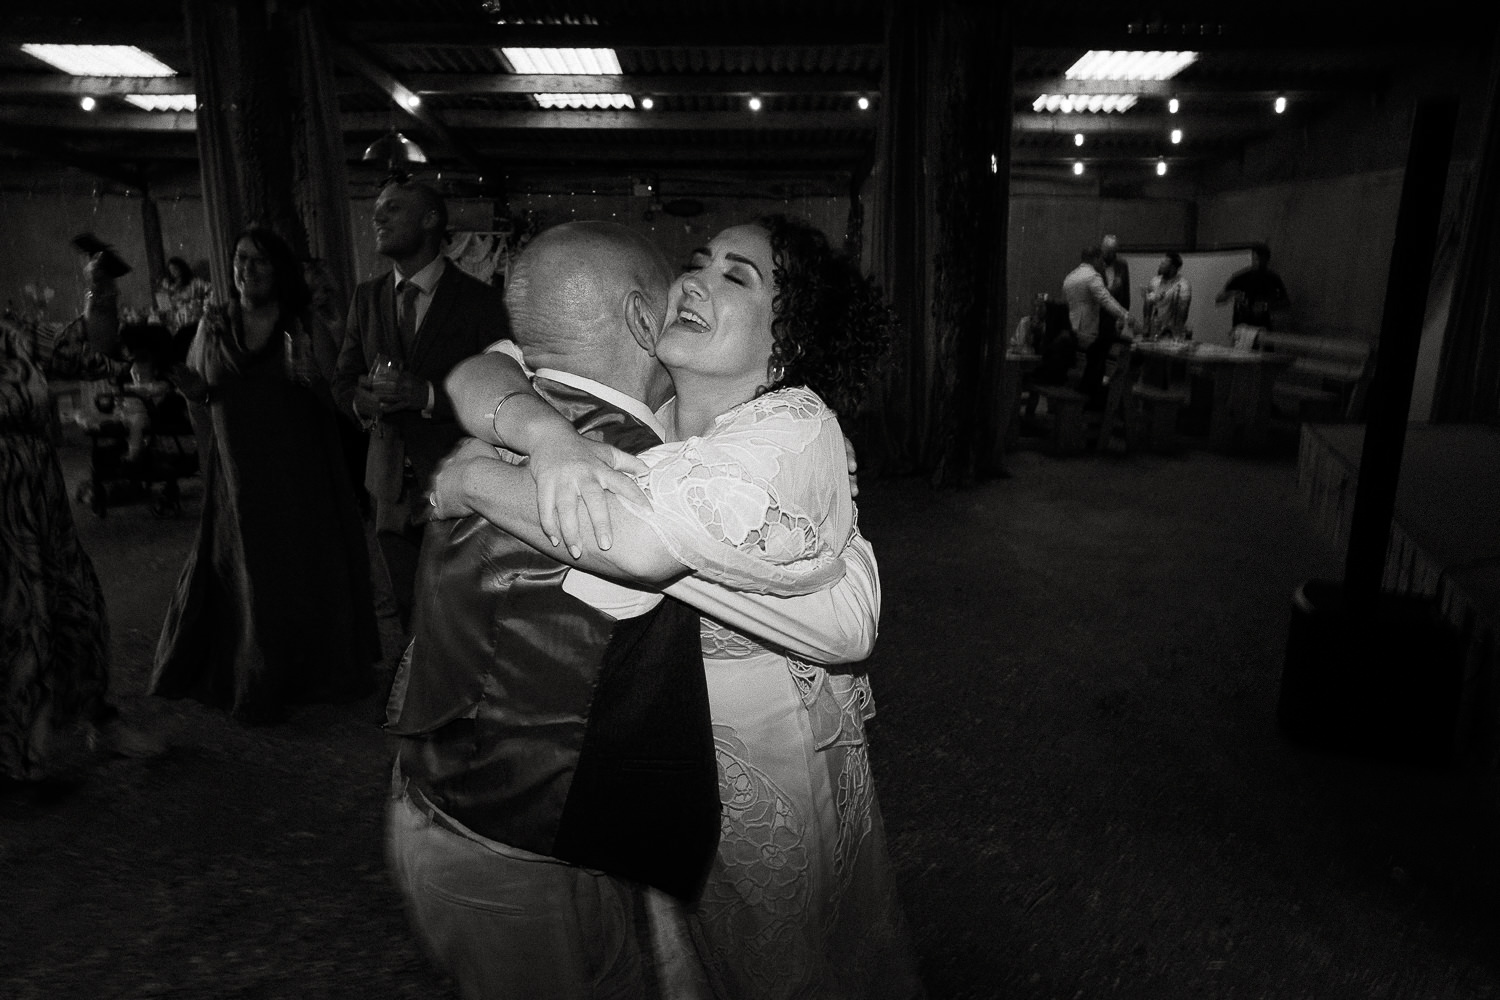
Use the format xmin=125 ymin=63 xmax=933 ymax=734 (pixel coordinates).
xmin=631 ymin=387 xmax=925 ymax=1000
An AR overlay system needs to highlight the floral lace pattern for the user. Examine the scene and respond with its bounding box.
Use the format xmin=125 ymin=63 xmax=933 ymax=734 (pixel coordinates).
xmin=701 ymin=724 xmax=813 ymax=941
xmin=628 ymin=387 xmax=851 ymax=596
xmin=648 ymin=385 xmax=923 ymax=998
xmin=696 ymin=650 xmax=918 ymax=1000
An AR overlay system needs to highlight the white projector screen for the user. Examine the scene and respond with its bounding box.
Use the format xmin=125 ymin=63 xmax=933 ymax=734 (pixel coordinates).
xmin=1117 ymin=248 xmax=1255 ymax=346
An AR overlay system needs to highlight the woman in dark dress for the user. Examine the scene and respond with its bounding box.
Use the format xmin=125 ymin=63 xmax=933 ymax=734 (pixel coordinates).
xmin=150 ymin=226 xmax=379 ymax=723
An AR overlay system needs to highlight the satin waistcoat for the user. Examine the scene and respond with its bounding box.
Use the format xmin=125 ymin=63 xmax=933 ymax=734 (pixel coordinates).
xmin=386 ymin=379 xmax=719 ymax=900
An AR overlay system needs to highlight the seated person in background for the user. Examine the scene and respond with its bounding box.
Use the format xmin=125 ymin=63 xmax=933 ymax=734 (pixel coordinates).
xmin=1143 ymin=252 xmax=1192 ymax=340
xmin=1034 ymin=300 xmax=1079 ymax=386
xmin=1011 ymin=293 xmax=1049 ymax=353
xmin=159 ymin=256 xmax=210 ymax=334
xmin=117 ymin=323 xmax=179 ymax=463
xmin=1021 ymin=300 xmax=1079 ymax=427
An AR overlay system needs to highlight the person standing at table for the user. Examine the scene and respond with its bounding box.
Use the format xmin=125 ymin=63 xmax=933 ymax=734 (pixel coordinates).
xmin=1062 ymin=245 xmax=1135 ymax=406
xmin=1099 ymin=234 xmax=1131 ymax=343
xmin=1216 ymin=242 xmax=1290 ymax=330
xmin=332 ymin=178 xmax=504 ymax=634
xmin=1143 ymin=251 xmax=1193 ymax=339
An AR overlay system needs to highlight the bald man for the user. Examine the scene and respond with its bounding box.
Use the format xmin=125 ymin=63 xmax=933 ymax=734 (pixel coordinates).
xmin=384 ymin=221 xmax=716 ymax=999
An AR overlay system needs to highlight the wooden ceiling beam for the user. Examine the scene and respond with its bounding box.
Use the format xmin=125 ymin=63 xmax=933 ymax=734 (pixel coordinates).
xmin=354 ymin=110 xmax=876 ymax=132
xmin=1013 ymin=111 xmax=1282 ymax=136
xmin=0 ymin=106 xmax=876 ymax=134
xmin=0 ymin=107 xmax=193 ymax=131
xmin=405 ymin=73 xmax=879 ymax=96
xmin=458 ymin=143 xmax=870 ymax=166
xmin=341 ymin=20 xmax=883 ymax=49
xmin=1009 ymin=10 xmax=1487 ymax=50
xmin=0 ymin=20 xmax=183 ymax=49
xmin=0 ymin=74 xmax=195 ymax=96
xmin=1013 ymin=75 xmax=1385 ymax=101
xmin=0 ymin=122 xmax=146 ymax=189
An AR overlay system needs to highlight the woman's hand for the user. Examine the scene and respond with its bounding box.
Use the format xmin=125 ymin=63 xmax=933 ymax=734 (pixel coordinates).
xmin=843 ymin=433 xmax=860 ymax=498
xmin=525 ymin=421 xmax=650 ymax=556
xmin=427 ymin=437 xmax=499 ymax=521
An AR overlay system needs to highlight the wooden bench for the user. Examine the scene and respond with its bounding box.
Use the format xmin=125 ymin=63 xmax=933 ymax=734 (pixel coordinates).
xmin=1033 ymin=384 xmax=1088 ymax=455
xmin=1257 ymin=332 xmax=1374 ymax=427
xmin=1130 ymin=383 xmax=1190 ymax=454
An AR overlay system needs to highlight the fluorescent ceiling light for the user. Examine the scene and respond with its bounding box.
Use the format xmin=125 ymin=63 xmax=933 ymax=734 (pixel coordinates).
xmin=21 ymin=43 xmax=176 ymax=77
xmin=499 ymin=47 xmax=633 ymax=109
xmin=1033 ymin=94 xmax=1138 ymax=114
xmin=124 ymin=95 xmax=197 ymax=112
xmin=1066 ymin=50 xmax=1198 ymax=82
xmin=534 ymin=93 xmax=635 ymax=109
xmin=501 ymin=47 xmax=622 ymax=75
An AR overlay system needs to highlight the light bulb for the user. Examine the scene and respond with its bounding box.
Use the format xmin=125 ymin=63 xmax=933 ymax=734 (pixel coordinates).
xmin=1074 ymin=133 xmax=1084 ymax=147
xmin=1170 ymin=128 xmax=1182 ymax=144
xmin=1073 ymin=161 xmax=1084 ymax=176
xmin=858 ymin=96 xmax=870 ymax=111
xmin=80 ymin=96 xmax=96 ymax=112
xmin=1168 ymin=97 xmax=1180 ymax=114
xmin=1274 ymin=95 xmax=1287 ymax=114
xmin=641 ymin=97 xmax=654 ymax=110
xmin=1156 ymin=159 xmax=1168 ymax=176
xmin=748 ymin=96 xmax=762 ymax=112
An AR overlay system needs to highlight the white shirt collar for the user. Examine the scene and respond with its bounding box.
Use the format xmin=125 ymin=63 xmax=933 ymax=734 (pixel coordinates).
xmin=393 ymin=254 xmax=445 ymax=295
xmin=532 ymin=366 xmax=667 ymax=441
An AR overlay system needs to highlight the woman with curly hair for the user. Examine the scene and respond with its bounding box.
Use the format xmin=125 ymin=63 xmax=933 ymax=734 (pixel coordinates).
xmin=433 ymin=214 xmax=924 ymax=999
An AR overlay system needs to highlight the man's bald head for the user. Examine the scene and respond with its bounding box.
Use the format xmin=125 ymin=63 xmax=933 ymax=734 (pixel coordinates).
xmin=505 ymin=222 xmax=673 ymax=377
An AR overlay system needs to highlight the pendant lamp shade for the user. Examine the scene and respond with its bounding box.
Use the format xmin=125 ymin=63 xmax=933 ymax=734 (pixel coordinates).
xmin=363 ymin=130 xmax=427 ymax=166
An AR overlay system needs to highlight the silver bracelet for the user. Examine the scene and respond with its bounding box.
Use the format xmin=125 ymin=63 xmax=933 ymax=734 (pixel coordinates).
xmin=488 ymin=389 xmax=528 ymax=443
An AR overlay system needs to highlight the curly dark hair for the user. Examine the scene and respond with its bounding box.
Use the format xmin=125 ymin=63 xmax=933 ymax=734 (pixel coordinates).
xmin=756 ymin=214 xmax=894 ymax=417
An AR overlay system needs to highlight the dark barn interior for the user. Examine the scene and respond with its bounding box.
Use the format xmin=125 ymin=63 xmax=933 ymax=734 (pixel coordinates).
xmin=3 ymin=2 xmax=1500 ymax=997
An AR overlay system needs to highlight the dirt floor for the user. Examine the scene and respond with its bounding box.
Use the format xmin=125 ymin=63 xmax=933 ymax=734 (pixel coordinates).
xmin=4 ymin=428 xmax=1500 ymax=999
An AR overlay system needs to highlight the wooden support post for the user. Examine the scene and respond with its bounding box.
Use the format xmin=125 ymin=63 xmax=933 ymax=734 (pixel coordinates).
xmin=1344 ymin=98 xmax=1458 ymax=607
xmin=139 ymin=189 xmax=166 ymax=295
xmin=185 ymin=0 xmax=310 ymax=294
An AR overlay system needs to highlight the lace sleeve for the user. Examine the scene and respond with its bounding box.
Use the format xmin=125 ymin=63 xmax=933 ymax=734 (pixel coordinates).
xmin=624 ymin=387 xmax=853 ymax=596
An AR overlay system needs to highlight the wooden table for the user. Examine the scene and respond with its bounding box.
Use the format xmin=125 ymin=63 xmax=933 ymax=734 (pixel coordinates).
xmin=1133 ymin=340 xmax=1295 ymax=454
xmin=998 ymin=351 xmax=1041 ymax=457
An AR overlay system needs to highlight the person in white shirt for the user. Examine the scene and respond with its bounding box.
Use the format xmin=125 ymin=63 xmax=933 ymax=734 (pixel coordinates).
xmin=1062 ymin=245 xmax=1136 ymax=404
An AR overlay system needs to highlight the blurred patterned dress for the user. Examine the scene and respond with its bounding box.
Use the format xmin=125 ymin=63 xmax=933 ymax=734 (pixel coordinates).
xmin=635 ymin=387 xmax=926 ymax=1000
xmin=0 ymin=319 xmax=117 ymax=780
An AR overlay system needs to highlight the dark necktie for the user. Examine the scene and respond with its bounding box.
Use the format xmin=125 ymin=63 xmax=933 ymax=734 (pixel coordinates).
xmin=397 ymin=279 xmax=420 ymax=352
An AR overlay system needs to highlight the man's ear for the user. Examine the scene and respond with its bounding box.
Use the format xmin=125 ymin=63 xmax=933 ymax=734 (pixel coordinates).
xmin=624 ymin=290 xmax=659 ymax=356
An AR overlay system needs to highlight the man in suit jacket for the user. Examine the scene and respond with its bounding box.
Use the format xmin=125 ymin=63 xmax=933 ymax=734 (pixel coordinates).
xmin=333 ymin=178 xmax=505 ymax=630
